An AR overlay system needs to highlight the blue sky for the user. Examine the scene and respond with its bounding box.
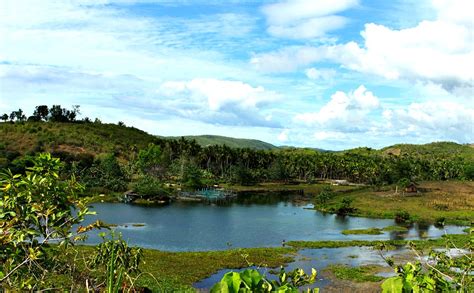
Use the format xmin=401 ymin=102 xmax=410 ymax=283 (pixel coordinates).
xmin=0 ymin=0 xmax=472 ymax=150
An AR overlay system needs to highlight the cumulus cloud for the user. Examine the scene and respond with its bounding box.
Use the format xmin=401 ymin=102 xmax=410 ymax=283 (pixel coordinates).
xmin=383 ymin=101 xmax=474 ymax=142
xmin=261 ymin=0 xmax=357 ymax=39
xmin=295 ymin=85 xmax=380 ymax=131
xmin=294 ymin=83 xmax=473 ymax=144
xmin=155 ymin=78 xmax=281 ymax=127
xmin=159 ymin=78 xmax=278 ymax=111
xmin=253 ymin=0 xmax=473 ymax=91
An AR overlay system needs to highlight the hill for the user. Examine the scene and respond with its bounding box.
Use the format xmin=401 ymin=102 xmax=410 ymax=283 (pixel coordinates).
xmin=0 ymin=122 xmax=159 ymax=160
xmin=381 ymin=141 xmax=474 ymax=160
xmin=166 ymin=135 xmax=277 ymax=150
xmin=1 ymin=122 xmax=472 ymax=162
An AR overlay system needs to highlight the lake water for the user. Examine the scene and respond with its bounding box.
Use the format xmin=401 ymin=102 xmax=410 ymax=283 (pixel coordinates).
xmin=194 ymin=246 xmax=404 ymax=290
xmin=83 ymin=195 xmax=465 ymax=251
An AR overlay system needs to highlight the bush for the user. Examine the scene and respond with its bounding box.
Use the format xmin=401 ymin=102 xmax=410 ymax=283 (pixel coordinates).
xmin=395 ymin=211 xmax=412 ymax=223
xmin=336 ymin=197 xmax=355 ymax=215
xmin=211 ymin=267 xmax=318 ymax=292
xmin=229 ymin=165 xmax=255 ymax=186
xmin=315 ymin=186 xmax=333 ymax=205
xmin=133 ymin=176 xmax=169 ymax=199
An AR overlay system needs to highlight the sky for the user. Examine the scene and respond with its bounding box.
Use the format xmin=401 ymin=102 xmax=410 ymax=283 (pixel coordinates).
xmin=0 ymin=0 xmax=473 ymax=150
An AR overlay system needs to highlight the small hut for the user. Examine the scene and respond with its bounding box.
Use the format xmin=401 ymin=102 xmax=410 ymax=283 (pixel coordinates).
xmin=404 ymin=182 xmax=418 ymax=193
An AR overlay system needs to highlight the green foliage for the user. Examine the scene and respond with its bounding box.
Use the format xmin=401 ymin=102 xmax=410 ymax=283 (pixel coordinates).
xmin=230 ymin=165 xmax=256 ymax=186
xmin=336 ymin=197 xmax=355 ymax=215
xmin=133 ymin=175 xmax=169 ymax=199
xmin=0 ymin=153 xmax=95 ymax=290
xmin=82 ymin=154 xmax=127 ymax=192
xmin=382 ymin=225 xmax=409 ymax=232
xmin=327 ymin=265 xmax=384 ymax=283
xmin=395 ymin=211 xmax=412 ymax=223
xmin=267 ymin=157 xmax=289 ymax=181
xmin=136 ymin=143 xmax=166 ymax=177
xmin=89 ymin=232 xmax=143 ymax=291
xmin=463 ymin=162 xmax=474 ymax=180
xmin=381 ymin=234 xmax=473 ymax=293
xmin=341 ymin=228 xmax=383 ymax=235
xmin=211 ymin=267 xmax=318 ymax=293
xmin=314 ymin=186 xmax=334 ymax=205
xmin=397 ymin=178 xmax=411 ymax=189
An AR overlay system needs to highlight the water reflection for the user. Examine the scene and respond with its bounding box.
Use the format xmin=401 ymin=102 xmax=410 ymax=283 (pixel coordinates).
xmin=83 ymin=198 xmax=466 ymax=251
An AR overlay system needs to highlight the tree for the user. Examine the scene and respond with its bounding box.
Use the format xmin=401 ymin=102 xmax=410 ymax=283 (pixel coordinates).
xmin=181 ymin=160 xmax=204 ymax=190
xmin=14 ymin=109 xmax=26 ymax=122
xmin=0 ymin=113 xmax=7 ymax=122
xmin=33 ymin=105 xmax=49 ymax=121
xmin=0 ymin=153 xmax=98 ymax=290
xmin=136 ymin=143 xmax=165 ymax=177
xmin=9 ymin=111 xmax=15 ymax=122
xmin=49 ymin=105 xmax=67 ymax=122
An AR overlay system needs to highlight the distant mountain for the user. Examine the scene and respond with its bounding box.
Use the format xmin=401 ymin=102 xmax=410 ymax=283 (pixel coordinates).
xmin=166 ymin=135 xmax=277 ymax=150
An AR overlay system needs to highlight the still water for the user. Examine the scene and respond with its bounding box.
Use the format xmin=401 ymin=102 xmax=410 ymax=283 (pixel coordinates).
xmin=194 ymin=246 xmax=404 ymax=290
xmin=83 ymin=194 xmax=465 ymax=251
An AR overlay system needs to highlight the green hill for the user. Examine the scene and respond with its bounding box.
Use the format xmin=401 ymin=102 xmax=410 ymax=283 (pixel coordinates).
xmin=0 ymin=122 xmax=159 ymax=160
xmin=1 ymin=122 xmax=472 ymax=162
xmin=381 ymin=142 xmax=474 ymax=160
xmin=166 ymin=135 xmax=277 ymax=150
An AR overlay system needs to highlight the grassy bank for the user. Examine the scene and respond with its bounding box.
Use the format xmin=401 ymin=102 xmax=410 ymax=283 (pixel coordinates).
xmin=56 ymin=246 xmax=296 ymax=291
xmin=287 ymin=233 xmax=471 ymax=250
xmin=314 ymin=181 xmax=474 ymax=225
xmin=44 ymin=231 xmax=471 ymax=291
xmin=324 ymin=265 xmax=385 ymax=283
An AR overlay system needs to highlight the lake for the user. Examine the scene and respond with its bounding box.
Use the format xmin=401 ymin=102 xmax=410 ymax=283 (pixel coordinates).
xmin=83 ymin=194 xmax=465 ymax=251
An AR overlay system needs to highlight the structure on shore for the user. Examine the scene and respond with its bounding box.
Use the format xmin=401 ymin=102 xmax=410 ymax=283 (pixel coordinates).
xmin=177 ymin=188 xmax=237 ymax=203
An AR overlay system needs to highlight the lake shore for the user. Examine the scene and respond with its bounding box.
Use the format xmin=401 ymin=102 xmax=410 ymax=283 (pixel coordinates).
xmin=62 ymin=232 xmax=470 ymax=291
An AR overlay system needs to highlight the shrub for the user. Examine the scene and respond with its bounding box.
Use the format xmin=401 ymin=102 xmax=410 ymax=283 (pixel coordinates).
xmin=315 ymin=186 xmax=333 ymax=205
xmin=211 ymin=267 xmax=318 ymax=292
xmin=0 ymin=153 xmax=98 ymax=290
xmin=336 ymin=197 xmax=355 ymax=215
xmin=395 ymin=211 xmax=412 ymax=223
xmin=133 ymin=176 xmax=169 ymax=199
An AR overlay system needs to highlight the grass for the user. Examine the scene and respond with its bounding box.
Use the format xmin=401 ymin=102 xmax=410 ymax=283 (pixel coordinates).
xmin=382 ymin=225 xmax=409 ymax=232
xmin=315 ymin=181 xmax=474 ymax=225
xmin=325 ymin=264 xmax=384 ymax=283
xmin=32 ymin=231 xmax=474 ymax=291
xmin=63 ymin=246 xmax=296 ymax=291
xmin=225 ymin=182 xmax=358 ymax=195
xmin=287 ymin=233 xmax=471 ymax=250
xmin=0 ymin=121 xmax=159 ymax=159
xmin=341 ymin=228 xmax=384 ymax=235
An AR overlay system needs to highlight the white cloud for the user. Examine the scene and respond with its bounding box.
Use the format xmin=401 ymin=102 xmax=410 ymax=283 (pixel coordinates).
xmin=261 ymin=0 xmax=358 ymax=39
xmin=305 ymin=67 xmax=337 ymax=80
xmin=383 ymin=101 xmax=474 ymax=142
xmin=159 ymin=78 xmax=278 ymax=111
xmin=277 ymin=129 xmax=289 ymax=142
xmin=314 ymin=131 xmax=346 ymax=141
xmin=295 ymin=85 xmax=379 ymax=129
xmin=254 ymin=0 xmax=474 ymax=91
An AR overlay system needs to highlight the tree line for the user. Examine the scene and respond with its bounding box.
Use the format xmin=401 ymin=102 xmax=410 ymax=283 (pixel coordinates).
xmin=1 ymin=105 xmax=473 ymax=198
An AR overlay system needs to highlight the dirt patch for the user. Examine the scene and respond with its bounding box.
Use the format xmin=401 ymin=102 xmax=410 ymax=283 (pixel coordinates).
xmin=54 ymin=144 xmax=89 ymax=154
